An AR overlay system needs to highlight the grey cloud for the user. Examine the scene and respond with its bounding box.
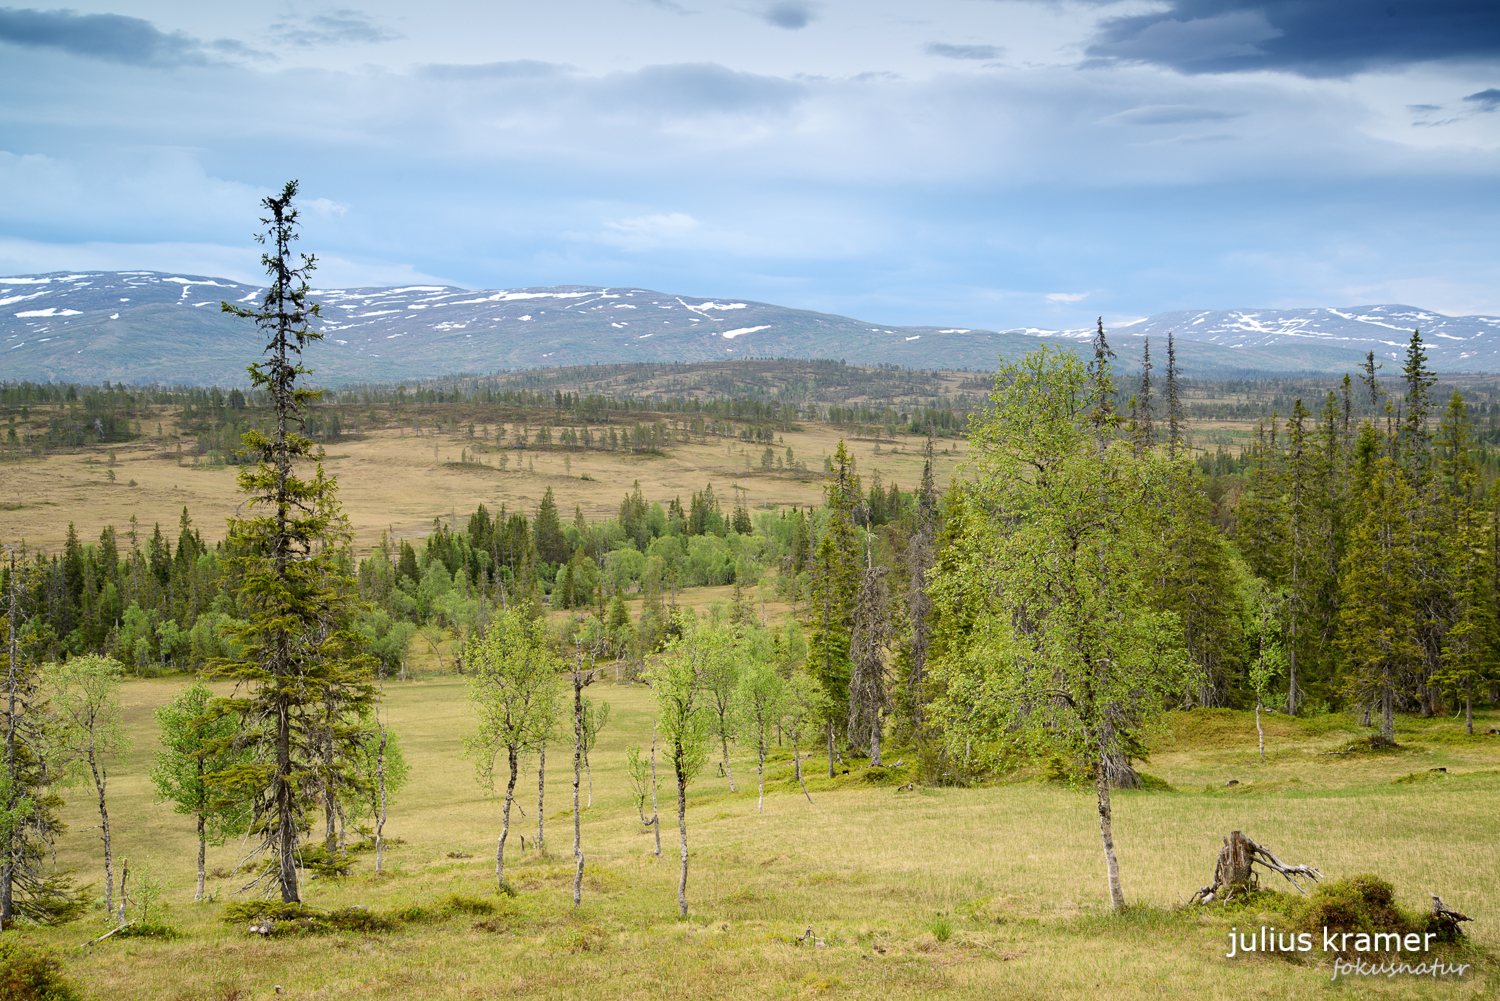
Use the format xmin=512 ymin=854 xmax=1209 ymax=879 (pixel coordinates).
xmin=418 ymin=59 xmax=569 ymax=81
xmin=1100 ymin=104 xmax=1245 ymax=126
xmin=1463 ymin=88 xmax=1500 ymax=110
xmin=1407 ymin=103 xmax=1443 ymax=112
xmin=762 ymin=2 xmax=816 ymax=30
xmin=1080 ymin=0 xmax=1500 ymax=78
xmin=270 ymin=8 xmax=401 ymax=48
xmin=600 ymin=63 xmax=805 ymax=116
xmin=0 ymin=6 xmax=257 ymax=66
xmin=926 ymin=42 xmax=1003 ymax=61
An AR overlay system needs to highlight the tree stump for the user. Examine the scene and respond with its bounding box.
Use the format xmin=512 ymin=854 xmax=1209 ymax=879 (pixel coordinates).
xmin=1188 ymin=831 xmax=1320 ymax=905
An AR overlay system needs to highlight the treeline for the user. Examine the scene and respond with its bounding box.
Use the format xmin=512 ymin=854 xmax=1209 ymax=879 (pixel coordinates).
xmin=0 ymin=454 xmax=914 ymax=682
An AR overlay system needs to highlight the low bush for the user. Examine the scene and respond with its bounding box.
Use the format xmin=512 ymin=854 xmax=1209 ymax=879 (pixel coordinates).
xmin=0 ymin=938 xmax=84 ymax=1001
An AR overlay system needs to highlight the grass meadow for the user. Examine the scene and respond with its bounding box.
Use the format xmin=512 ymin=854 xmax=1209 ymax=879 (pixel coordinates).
xmin=1 ymin=416 xmax=968 ymax=557
xmin=11 ymin=670 xmax=1500 ymax=1000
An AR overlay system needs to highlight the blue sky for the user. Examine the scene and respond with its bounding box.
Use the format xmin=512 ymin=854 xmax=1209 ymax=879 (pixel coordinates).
xmin=1 ymin=0 xmax=1497 ymax=331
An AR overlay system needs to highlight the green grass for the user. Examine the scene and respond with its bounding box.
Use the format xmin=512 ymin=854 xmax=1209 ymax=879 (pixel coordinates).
xmin=11 ymin=678 xmax=1500 ymax=1000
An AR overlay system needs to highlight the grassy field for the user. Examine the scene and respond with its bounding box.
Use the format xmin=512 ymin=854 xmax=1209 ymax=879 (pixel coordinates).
xmin=11 ymin=672 xmax=1499 ymax=1000
xmin=0 ymin=418 xmax=968 ymax=557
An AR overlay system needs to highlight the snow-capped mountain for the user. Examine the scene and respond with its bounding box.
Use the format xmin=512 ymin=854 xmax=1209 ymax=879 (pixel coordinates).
xmin=3 ymin=271 xmax=1496 ymax=385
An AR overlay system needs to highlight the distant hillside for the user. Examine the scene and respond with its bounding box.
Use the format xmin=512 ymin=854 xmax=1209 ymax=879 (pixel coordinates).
xmin=3 ymin=271 xmax=1496 ymax=385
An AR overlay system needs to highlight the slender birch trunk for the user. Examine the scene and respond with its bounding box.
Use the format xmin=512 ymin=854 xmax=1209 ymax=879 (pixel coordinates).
xmin=497 ymin=746 xmax=518 ymax=887
xmin=1256 ymin=696 xmax=1265 ymax=764
xmin=572 ymin=671 xmax=584 ymax=907
xmin=649 ymin=730 xmax=661 ymax=856
xmin=676 ymin=761 xmax=689 ymax=918
xmin=89 ymin=746 xmax=115 ymax=921
xmin=721 ymin=734 xmax=735 ymax=792
xmin=375 ymin=720 xmax=388 ymax=873
xmin=793 ymin=731 xmax=812 ymax=803
xmin=195 ymin=757 xmax=207 ymax=901
xmin=1096 ymin=758 xmax=1125 ymax=912
xmin=756 ymin=719 xmax=766 ymax=813
xmin=536 ymin=743 xmax=546 ymax=854
xmin=196 ymin=814 xmax=206 ymax=902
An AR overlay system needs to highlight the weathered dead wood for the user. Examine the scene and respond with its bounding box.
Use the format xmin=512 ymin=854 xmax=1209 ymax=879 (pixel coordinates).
xmin=1187 ymin=830 xmax=1321 ymax=905
xmin=1431 ymin=894 xmax=1472 ymax=937
xmin=79 ymin=922 xmax=134 ymax=948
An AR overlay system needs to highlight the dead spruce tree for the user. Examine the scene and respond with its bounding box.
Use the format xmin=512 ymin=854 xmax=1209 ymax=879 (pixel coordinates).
xmin=848 ymin=562 xmax=893 ymax=765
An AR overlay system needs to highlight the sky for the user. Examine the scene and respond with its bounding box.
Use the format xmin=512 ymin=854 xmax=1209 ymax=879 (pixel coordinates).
xmin=1 ymin=0 xmax=1498 ymax=331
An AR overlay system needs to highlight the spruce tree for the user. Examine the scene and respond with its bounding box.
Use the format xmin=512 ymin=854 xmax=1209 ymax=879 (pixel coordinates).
xmin=808 ymin=440 xmax=861 ymax=772
xmin=1338 ymin=447 xmax=1421 ymax=741
xmin=213 ymin=181 xmax=377 ymax=903
xmin=1165 ymin=332 xmax=1185 ymax=459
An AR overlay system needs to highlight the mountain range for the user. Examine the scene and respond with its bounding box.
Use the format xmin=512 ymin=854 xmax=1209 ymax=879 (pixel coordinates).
xmin=4 ymin=271 xmax=1499 ymax=386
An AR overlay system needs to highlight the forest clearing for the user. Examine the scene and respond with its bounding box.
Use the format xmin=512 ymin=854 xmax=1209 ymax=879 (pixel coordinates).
xmin=9 ymin=671 xmax=1500 ymax=1000
xmin=6 ymin=184 xmax=1500 ymax=1001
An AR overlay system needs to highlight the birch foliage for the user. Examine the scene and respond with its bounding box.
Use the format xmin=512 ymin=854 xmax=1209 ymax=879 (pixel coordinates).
xmin=928 ymin=347 xmax=1192 ymax=910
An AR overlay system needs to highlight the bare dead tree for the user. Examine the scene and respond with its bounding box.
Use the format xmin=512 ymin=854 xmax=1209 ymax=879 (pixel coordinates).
xmin=849 ymin=563 xmax=893 ymax=765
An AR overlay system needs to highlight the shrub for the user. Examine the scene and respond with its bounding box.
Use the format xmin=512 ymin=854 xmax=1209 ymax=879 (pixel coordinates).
xmin=0 ymin=938 xmax=84 ymax=1001
xmin=326 ymin=907 xmax=397 ymax=933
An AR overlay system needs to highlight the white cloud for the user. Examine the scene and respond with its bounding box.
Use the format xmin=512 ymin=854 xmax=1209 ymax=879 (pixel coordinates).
xmin=1046 ymin=292 xmax=1089 ymax=303
xmin=599 ymin=212 xmax=702 ymax=250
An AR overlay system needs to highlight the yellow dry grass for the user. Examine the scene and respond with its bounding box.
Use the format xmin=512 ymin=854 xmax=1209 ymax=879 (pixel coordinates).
xmin=1 ymin=421 xmax=968 ymax=557
xmin=14 ymin=675 xmax=1500 ymax=1000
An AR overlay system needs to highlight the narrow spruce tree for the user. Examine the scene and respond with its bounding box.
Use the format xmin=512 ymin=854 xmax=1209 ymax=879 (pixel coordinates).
xmin=213 ymin=181 xmax=377 ymax=903
xmin=1165 ymin=332 xmax=1186 ymax=459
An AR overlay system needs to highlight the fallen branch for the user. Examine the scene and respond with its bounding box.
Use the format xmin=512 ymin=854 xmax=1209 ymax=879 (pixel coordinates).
xmin=79 ymin=922 xmax=135 ymax=948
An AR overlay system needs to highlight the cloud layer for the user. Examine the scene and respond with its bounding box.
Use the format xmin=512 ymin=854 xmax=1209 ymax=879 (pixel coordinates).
xmin=1 ymin=0 xmax=1498 ymax=330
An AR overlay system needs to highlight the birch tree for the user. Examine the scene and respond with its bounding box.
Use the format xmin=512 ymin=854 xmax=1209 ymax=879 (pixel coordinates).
xmin=736 ymin=661 xmax=787 ymax=812
xmin=929 ymin=347 xmax=1191 ymax=912
xmin=42 ymin=655 xmax=128 ymax=921
xmin=150 ymin=682 xmax=247 ymax=900
xmin=646 ymin=616 xmax=714 ymax=917
xmin=465 ymin=609 xmax=560 ymax=889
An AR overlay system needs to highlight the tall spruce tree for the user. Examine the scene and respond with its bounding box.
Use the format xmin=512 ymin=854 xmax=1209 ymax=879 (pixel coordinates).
xmin=1337 ymin=444 xmax=1420 ymax=741
xmin=213 ymin=181 xmax=377 ymax=903
xmin=1165 ymin=332 xmax=1186 ymax=459
xmin=808 ymin=440 xmax=861 ymax=774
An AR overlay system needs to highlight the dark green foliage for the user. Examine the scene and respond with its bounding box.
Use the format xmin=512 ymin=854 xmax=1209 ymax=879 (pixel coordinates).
xmin=0 ymin=938 xmax=83 ymax=1001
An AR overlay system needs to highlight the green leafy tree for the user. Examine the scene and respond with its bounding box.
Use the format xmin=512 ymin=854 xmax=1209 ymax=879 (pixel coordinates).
xmin=465 ymin=609 xmax=561 ymax=888
xmin=42 ymin=655 xmax=128 ymax=921
xmin=150 ymin=683 xmax=247 ymax=900
xmin=736 ymin=659 xmax=787 ymax=812
xmin=212 ymin=180 xmax=378 ymax=903
xmin=929 ymin=347 xmax=1191 ymax=912
xmin=779 ymin=671 xmax=827 ymax=804
xmin=646 ymin=615 xmax=715 ymax=917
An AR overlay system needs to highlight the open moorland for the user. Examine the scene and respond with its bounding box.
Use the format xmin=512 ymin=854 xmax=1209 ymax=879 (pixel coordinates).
xmin=0 ymin=405 xmax=967 ymax=556
xmin=13 ymin=668 xmax=1500 ymax=1001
